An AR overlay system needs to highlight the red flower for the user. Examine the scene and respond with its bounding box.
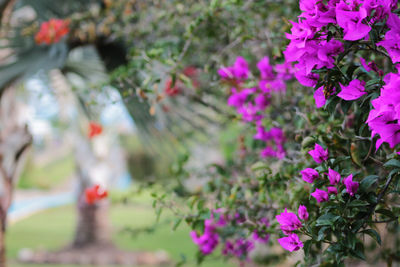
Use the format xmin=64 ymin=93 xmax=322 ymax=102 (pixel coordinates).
xmin=85 ymin=184 xmax=108 ymax=205
xmin=35 ymin=19 xmax=69 ymax=45
xmin=88 ymin=122 xmax=103 ymax=139
xmin=183 ymin=66 xmax=200 ymax=89
xmin=164 ymin=78 xmax=180 ymax=97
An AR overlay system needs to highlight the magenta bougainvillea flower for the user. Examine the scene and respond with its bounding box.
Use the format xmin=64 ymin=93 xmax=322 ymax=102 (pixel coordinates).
xmin=360 ymin=57 xmax=373 ymax=72
xmin=277 ymin=233 xmax=304 ymax=252
xmin=298 ymin=205 xmax=309 ymax=221
xmin=257 ymin=56 xmax=275 ymax=80
xmin=294 ymin=67 xmax=320 ymax=87
xmin=378 ymin=13 xmax=400 ymax=63
xmin=367 ymin=72 xmax=400 ymax=150
xmin=343 ymin=174 xmax=359 ymax=196
xmin=219 ymin=56 xmax=292 ymax=159
xmin=222 ymin=241 xmax=234 ymax=256
xmin=191 ymin=211 xmax=228 ymax=255
xmin=190 ymin=223 xmax=219 ymax=255
xmin=327 ymin=186 xmax=338 ymax=195
xmin=222 ymin=238 xmax=255 ymax=259
xmin=300 ymin=168 xmax=319 ymax=183
xmin=360 ymin=57 xmax=382 ymax=75
xmin=328 ymin=168 xmax=341 ymax=185
xmin=337 ymin=80 xmax=367 ymax=101
xmin=227 ymin=88 xmax=253 ymax=108
xmin=276 ymin=209 xmax=302 ymax=234
xmin=252 ymin=218 xmax=270 ymax=243
xmin=314 ymin=86 xmax=326 ymax=108
xmin=336 ymin=3 xmax=371 ymax=41
xmin=218 ymin=56 xmax=250 ymax=80
xmin=308 ymin=143 xmax=329 ymax=163
xmin=311 ymin=188 xmax=329 ymax=203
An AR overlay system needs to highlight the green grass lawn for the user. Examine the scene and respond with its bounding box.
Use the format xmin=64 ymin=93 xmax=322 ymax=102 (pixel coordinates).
xmin=7 ymin=201 xmax=235 ymax=267
xmin=18 ymin=154 xmax=75 ymax=189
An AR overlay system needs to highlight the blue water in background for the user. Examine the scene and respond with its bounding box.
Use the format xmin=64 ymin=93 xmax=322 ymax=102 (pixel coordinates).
xmin=8 ymin=172 xmax=132 ymax=220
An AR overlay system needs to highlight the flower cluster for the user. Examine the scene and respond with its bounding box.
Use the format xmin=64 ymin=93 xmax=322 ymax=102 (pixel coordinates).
xmin=191 ymin=210 xmax=271 ymax=261
xmin=378 ymin=13 xmax=400 ymax=63
xmin=300 ymin=144 xmax=359 ymax=203
xmin=35 ymin=19 xmax=69 ymax=45
xmin=219 ymin=56 xmax=293 ymax=158
xmin=190 ymin=211 xmax=226 ymax=255
xmin=275 ymin=206 xmax=308 ymax=252
xmin=367 ymin=72 xmax=400 ymax=150
xmin=284 ymin=0 xmax=398 ymax=107
xmin=85 ymin=184 xmax=108 ymax=205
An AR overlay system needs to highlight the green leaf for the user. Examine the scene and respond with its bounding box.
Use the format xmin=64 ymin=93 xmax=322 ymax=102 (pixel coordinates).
xmin=376 ymin=208 xmax=396 ymax=219
xmin=317 ymin=227 xmax=328 ymax=241
xmin=362 ymin=229 xmax=381 ymax=245
xmin=359 ymin=175 xmax=379 ymax=192
xmin=316 ymin=213 xmax=340 ymax=226
xmin=345 ymin=233 xmax=357 ymax=249
xmin=251 ymin=162 xmax=270 ymax=172
xmin=384 ymin=159 xmax=400 ymax=168
xmin=172 ymin=218 xmax=183 ymax=231
xmin=351 ymin=242 xmax=366 ymax=260
xmin=348 ymin=200 xmax=369 ymax=207
xmin=303 ymin=240 xmax=312 ymax=257
xmin=365 ymin=78 xmax=382 ymax=89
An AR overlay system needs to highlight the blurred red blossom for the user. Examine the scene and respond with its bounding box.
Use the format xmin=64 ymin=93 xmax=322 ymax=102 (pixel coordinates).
xmin=88 ymin=122 xmax=103 ymax=139
xmin=85 ymin=184 xmax=108 ymax=205
xmin=35 ymin=19 xmax=69 ymax=45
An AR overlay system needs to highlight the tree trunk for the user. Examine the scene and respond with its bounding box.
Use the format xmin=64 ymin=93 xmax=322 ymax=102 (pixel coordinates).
xmin=0 ymin=215 xmax=6 ymax=267
xmin=72 ymin=167 xmax=111 ymax=248
xmin=72 ymin=199 xmax=111 ymax=247
xmin=0 ymin=87 xmax=32 ymax=267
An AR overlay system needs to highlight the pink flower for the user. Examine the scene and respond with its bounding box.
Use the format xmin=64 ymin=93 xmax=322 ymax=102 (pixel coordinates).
xmin=308 ymin=143 xmax=328 ymax=163
xmin=336 ymin=3 xmax=371 ymax=41
xmin=277 ymin=233 xmax=304 ymax=252
xmin=300 ymin=168 xmax=319 ymax=183
xmin=294 ymin=66 xmax=320 ymax=87
xmin=275 ymin=62 xmax=295 ymax=80
xmin=190 ymin=229 xmax=219 ymax=255
xmin=218 ymin=57 xmax=250 ymax=80
xmin=260 ymin=146 xmax=277 ymax=158
xmin=360 ymin=57 xmax=372 ymax=72
xmin=327 ymin=186 xmax=338 ymax=195
xmin=254 ymin=94 xmax=270 ymax=110
xmin=232 ymin=56 xmax=250 ymax=79
xmin=276 ymin=209 xmax=302 ymax=234
xmin=377 ymin=13 xmax=400 ymax=63
xmin=343 ymin=174 xmax=359 ymax=196
xmin=257 ymin=57 xmax=275 ymax=80
xmin=252 ymin=217 xmax=270 ymax=243
xmin=311 ymin=189 xmax=329 ymax=203
xmin=360 ymin=57 xmax=380 ymax=73
xmin=218 ymin=66 xmax=235 ymax=79
xmin=314 ymin=86 xmax=326 ymax=108
xmin=222 ymin=241 xmax=234 ymax=255
xmin=337 ymin=80 xmax=367 ymax=101
xmin=298 ymin=205 xmax=309 ymax=221
xmin=366 ymin=73 xmax=400 ymax=150
xmin=227 ymin=88 xmax=253 ymax=108
xmin=327 ymin=168 xmax=341 ymax=185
